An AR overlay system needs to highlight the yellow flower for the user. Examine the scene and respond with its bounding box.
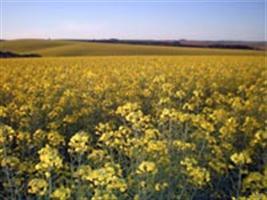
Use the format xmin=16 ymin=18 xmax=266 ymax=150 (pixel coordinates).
xmin=33 ymin=129 xmax=47 ymax=144
xmin=144 ymin=128 xmax=160 ymax=140
xmin=176 ymin=90 xmax=186 ymax=99
xmin=28 ymin=178 xmax=48 ymax=196
xmin=47 ymin=131 xmax=65 ymax=147
xmin=137 ymin=161 xmax=157 ymax=175
xmin=133 ymin=195 xmax=140 ymax=200
xmin=68 ymin=131 xmax=90 ymax=154
xmin=35 ymin=144 xmax=63 ymax=171
xmin=155 ymin=183 xmax=161 ymax=191
xmin=173 ymin=140 xmax=196 ymax=151
xmin=1 ymin=156 xmax=20 ymax=169
xmin=51 ymin=186 xmax=71 ymax=200
xmin=242 ymin=172 xmax=264 ymax=192
xmin=116 ymin=103 xmax=140 ymax=117
xmin=230 ymin=152 xmax=252 ymax=166
xmin=181 ymin=157 xmax=210 ymax=187
xmin=107 ymin=178 xmax=127 ymax=192
xmin=155 ymin=182 xmax=168 ymax=191
xmin=91 ymin=189 xmax=118 ymax=200
xmin=87 ymin=149 xmax=111 ymax=164
xmin=235 ymin=192 xmax=267 ymax=200
xmin=146 ymin=140 xmax=167 ymax=154
xmin=16 ymin=131 xmax=31 ymax=144
xmin=74 ymin=165 xmax=92 ymax=180
xmin=0 ymin=106 xmax=7 ymax=118
xmin=219 ymin=117 xmax=238 ymax=139
xmin=0 ymin=124 xmax=15 ymax=145
xmin=80 ymin=162 xmax=127 ymax=193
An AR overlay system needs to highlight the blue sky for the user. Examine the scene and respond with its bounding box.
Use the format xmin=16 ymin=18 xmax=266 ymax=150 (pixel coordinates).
xmin=1 ymin=0 xmax=266 ymax=41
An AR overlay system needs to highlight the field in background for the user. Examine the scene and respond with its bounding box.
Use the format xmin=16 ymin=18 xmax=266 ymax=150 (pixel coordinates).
xmin=0 ymin=55 xmax=266 ymax=199
xmin=0 ymin=39 xmax=264 ymax=57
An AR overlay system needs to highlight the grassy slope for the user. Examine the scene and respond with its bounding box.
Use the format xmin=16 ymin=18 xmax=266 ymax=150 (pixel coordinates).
xmin=0 ymin=39 xmax=264 ymax=57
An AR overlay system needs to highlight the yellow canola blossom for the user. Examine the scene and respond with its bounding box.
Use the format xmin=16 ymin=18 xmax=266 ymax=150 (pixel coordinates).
xmin=137 ymin=161 xmax=158 ymax=175
xmin=51 ymin=186 xmax=71 ymax=200
xmin=68 ymin=131 xmax=91 ymax=154
xmin=47 ymin=131 xmax=65 ymax=147
xmin=1 ymin=156 xmax=20 ymax=169
xmin=28 ymin=178 xmax=48 ymax=196
xmin=0 ymin=125 xmax=15 ymax=145
xmin=92 ymin=189 xmax=118 ymax=200
xmin=230 ymin=151 xmax=252 ymax=166
xmin=181 ymin=157 xmax=210 ymax=187
xmin=172 ymin=140 xmax=196 ymax=151
xmin=35 ymin=145 xmax=63 ymax=170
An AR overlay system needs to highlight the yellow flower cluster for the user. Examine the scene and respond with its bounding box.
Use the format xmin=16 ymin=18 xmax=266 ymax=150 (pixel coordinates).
xmin=35 ymin=145 xmax=63 ymax=171
xmin=47 ymin=131 xmax=65 ymax=147
xmin=172 ymin=140 xmax=196 ymax=151
xmin=0 ymin=124 xmax=15 ymax=145
xmin=68 ymin=131 xmax=91 ymax=154
xmin=51 ymin=186 xmax=71 ymax=200
xmin=74 ymin=164 xmax=92 ymax=179
xmin=181 ymin=157 xmax=211 ymax=187
xmin=1 ymin=156 xmax=20 ymax=169
xmin=28 ymin=178 xmax=48 ymax=196
xmin=74 ymin=162 xmax=127 ymax=198
xmin=242 ymin=167 xmax=267 ymax=193
xmin=137 ymin=161 xmax=157 ymax=175
xmin=230 ymin=151 xmax=252 ymax=166
xmin=116 ymin=103 xmax=151 ymax=130
xmin=87 ymin=163 xmax=127 ymax=192
xmin=92 ymin=189 xmax=118 ymax=200
xmin=154 ymin=182 xmax=169 ymax=192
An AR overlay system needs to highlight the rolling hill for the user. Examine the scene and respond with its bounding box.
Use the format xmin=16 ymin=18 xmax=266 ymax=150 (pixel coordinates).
xmin=0 ymin=39 xmax=264 ymax=57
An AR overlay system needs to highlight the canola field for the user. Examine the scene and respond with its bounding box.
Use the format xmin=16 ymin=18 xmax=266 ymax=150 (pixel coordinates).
xmin=0 ymin=56 xmax=266 ymax=200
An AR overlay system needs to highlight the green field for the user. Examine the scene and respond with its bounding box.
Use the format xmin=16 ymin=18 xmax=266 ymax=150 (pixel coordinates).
xmin=0 ymin=39 xmax=264 ymax=57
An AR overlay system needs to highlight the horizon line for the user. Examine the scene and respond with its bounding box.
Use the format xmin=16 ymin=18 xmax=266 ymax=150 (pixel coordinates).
xmin=1 ymin=38 xmax=266 ymax=42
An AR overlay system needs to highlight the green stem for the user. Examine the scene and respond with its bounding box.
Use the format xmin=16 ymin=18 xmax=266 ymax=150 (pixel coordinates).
xmin=236 ymin=167 xmax=242 ymax=199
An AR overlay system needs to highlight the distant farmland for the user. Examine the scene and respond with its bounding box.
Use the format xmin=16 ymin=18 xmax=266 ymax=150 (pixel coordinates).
xmin=0 ymin=39 xmax=264 ymax=57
